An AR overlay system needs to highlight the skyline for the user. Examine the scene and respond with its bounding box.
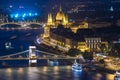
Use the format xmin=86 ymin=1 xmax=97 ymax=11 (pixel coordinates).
xmin=0 ymin=0 xmax=120 ymax=80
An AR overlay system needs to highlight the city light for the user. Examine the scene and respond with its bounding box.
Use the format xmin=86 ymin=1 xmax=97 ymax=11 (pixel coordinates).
xmin=0 ymin=0 xmax=120 ymax=80
xmin=35 ymin=13 xmax=38 ymax=16
xmin=29 ymin=13 xmax=32 ymax=16
xmin=22 ymin=13 xmax=26 ymax=18
xmin=10 ymin=12 xmax=38 ymax=19
xmin=15 ymin=14 xmax=18 ymax=18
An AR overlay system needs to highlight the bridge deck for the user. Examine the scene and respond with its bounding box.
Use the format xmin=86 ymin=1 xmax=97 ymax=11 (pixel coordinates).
xmin=0 ymin=57 xmax=79 ymax=60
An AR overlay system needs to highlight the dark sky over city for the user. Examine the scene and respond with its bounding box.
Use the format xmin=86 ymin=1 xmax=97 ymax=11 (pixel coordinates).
xmin=0 ymin=0 xmax=120 ymax=21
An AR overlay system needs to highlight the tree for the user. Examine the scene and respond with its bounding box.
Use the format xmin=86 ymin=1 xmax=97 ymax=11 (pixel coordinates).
xmin=67 ymin=48 xmax=82 ymax=57
xmin=99 ymin=59 xmax=105 ymax=67
xmin=109 ymin=43 xmax=120 ymax=57
xmin=83 ymin=51 xmax=93 ymax=60
xmin=99 ymin=44 xmax=107 ymax=55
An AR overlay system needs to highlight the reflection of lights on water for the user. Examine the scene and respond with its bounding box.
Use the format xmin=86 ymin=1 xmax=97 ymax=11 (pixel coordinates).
xmin=66 ymin=66 xmax=71 ymax=69
xmin=53 ymin=66 xmax=59 ymax=71
xmin=28 ymin=67 xmax=39 ymax=80
xmin=5 ymin=68 xmax=12 ymax=80
xmin=66 ymin=66 xmax=71 ymax=72
xmin=43 ymin=66 xmax=48 ymax=72
xmin=18 ymin=68 xmax=23 ymax=74
xmin=72 ymin=71 xmax=82 ymax=80
xmin=66 ymin=66 xmax=71 ymax=77
xmin=42 ymin=67 xmax=48 ymax=80
xmin=53 ymin=66 xmax=60 ymax=79
xmin=6 ymin=68 xmax=12 ymax=73
xmin=53 ymin=66 xmax=59 ymax=75
xmin=17 ymin=68 xmax=23 ymax=78
xmin=28 ymin=67 xmax=38 ymax=73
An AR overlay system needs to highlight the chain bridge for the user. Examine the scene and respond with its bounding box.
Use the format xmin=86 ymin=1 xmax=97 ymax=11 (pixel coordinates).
xmin=0 ymin=46 xmax=79 ymax=66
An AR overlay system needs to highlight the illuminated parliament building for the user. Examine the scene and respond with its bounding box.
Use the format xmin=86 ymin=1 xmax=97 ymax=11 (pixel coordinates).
xmin=43 ymin=6 xmax=108 ymax=52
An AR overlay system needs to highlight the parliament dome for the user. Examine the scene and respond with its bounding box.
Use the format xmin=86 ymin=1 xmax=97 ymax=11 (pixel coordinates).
xmin=56 ymin=7 xmax=65 ymax=21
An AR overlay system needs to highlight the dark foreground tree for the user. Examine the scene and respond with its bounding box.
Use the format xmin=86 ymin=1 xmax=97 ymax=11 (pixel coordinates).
xmin=99 ymin=44 xmax=107 ymax=54
xmin=67 ymin=48 xmax=82 ymax=57
xmin=83 ymin=51 xmax=93 ymax=60
xmin=109 ymin=43 xmax=120 ymax=57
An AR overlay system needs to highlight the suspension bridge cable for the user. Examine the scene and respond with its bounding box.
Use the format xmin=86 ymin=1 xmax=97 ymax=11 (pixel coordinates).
xmin=0 ymin=50 xmax=29 ymax=58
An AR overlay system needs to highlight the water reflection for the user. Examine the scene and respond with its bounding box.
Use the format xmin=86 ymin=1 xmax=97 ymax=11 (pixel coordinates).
xmin=0 ymin=66 xmax=115 ymax=80
xmin=42 ymin=66 xmax=48 ymax=80
xmin=18 ymin=68 xmax=23 ymax=74
xmin=53 ymin=66 xmax=59 ymax=72
xmin=72 ymin=70 xmax=82 ymax=80
xmin=28 ymin=67 xmax=39 ymax=80
xmin=43 ymin=66 xmax=48 ymax=72
xmin=17 ymin=68 xmax=24 ymax=79
xmin=5 ymin=68 xmax=12 ymax=80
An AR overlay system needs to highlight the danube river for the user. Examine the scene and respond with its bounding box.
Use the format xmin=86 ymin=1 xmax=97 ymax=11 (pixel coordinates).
xmin=0 ymin=66 xmax=115 ymax=80
xmin=0 ymin=25 xmax=43 ymax=56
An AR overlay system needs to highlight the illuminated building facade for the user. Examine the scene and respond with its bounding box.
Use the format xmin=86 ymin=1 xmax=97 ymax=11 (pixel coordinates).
xmin=44 ymin=6 xmax=69 ymax=38
xmin=43 ymin=6 xmax=108 ymax=52
xmin=47 ymin=13 xmax=53 ymax=26
xmin=85 ymin=38 xmax=108 ymax=52
xmin=70 ymin=22 xmax=89 ymax=33
xmin=55 ymin=6 xmax=68 ymax=26
xmin=0 ymin=15 xmax=8 ymax=23
xmin=49 ymin=28 xmax=108 ymax=52
xmin=44 ymin=6 xmax=88 ymax=38
xmin=47 ymin=6 xmax=68 ymax=26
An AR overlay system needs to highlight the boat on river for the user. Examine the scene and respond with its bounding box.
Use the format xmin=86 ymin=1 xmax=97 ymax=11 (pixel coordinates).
xmin=72 ymin=60 xmax=82 ymax=72
xmin=114 ymin=71 xmax=120 ymax=80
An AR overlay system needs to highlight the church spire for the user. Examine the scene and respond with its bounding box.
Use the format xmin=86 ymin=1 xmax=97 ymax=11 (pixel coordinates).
xmin=59 ymin=4 xmax=62 ymax=11
xmin=47 ymin=13 xmax=53 ymax=25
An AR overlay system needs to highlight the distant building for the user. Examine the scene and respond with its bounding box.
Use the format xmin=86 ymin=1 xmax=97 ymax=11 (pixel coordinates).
xmin=85 ymin=38 xmax=108 ymax=52
xmin=89 ymin=22 xmax=111 ymax=28
xmin=0 ymin=15 xmax=4 ymax=23
xmin=70 ymin=22 xmax=88 ymax=33
xmin=0 ymin=14 xmax=8 ymax=23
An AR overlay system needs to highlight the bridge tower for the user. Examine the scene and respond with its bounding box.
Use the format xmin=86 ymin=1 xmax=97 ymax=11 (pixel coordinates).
xmin=29 ymin=46 xmax=37 ymax=66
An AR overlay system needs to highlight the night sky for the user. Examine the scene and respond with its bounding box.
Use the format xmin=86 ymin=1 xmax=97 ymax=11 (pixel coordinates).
xmin=0 ymin=0 xmax=120 ymax=21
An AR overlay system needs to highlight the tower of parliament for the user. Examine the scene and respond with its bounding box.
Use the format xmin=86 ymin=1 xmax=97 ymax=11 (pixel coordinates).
xmin=44 ymin=6 xmax=69 ymax=38
xmin=47 ymin=6 xmax=68 ymax=26
xmin=44 ymin=6 xmax=88 ymax=38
